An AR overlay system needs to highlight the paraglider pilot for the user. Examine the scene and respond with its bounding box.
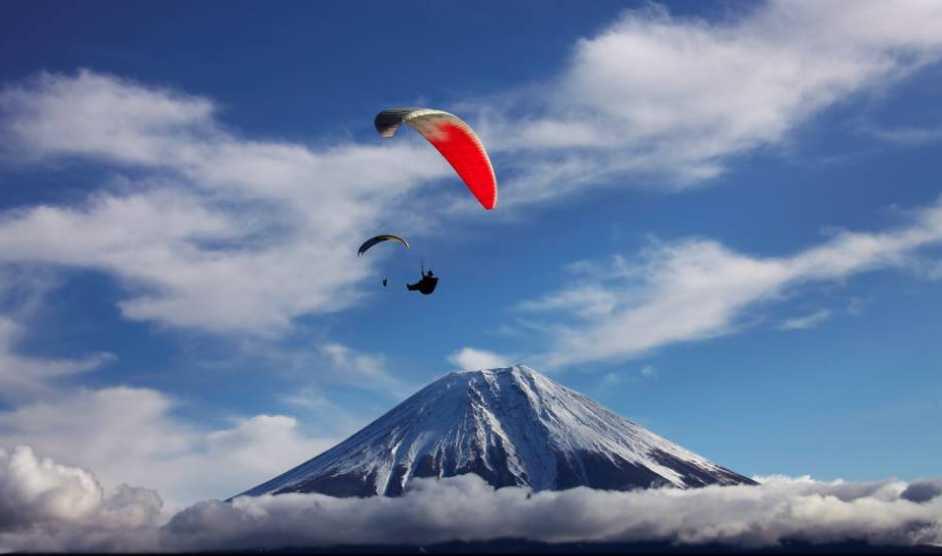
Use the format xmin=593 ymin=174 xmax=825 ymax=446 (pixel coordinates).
xmin=407 ymin=268 xmax=438 ymax=295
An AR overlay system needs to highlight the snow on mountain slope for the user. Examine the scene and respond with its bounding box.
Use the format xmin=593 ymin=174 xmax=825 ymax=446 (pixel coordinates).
xmin=236 ymin=365 xmax=755 ymax=498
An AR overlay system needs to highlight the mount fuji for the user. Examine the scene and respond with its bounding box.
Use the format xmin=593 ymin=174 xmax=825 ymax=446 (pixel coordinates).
xmin=237 ymin=365 xmax=754 ymax=498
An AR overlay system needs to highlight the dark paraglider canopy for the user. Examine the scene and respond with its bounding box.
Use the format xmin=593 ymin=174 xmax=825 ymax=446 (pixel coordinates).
xmin=357 ymin=234 xmax=410 ymax=256
xmin=374 ymin=107 xmax=498 ymax=210
xmin=358 ymin=234 xmax=410 ymax=289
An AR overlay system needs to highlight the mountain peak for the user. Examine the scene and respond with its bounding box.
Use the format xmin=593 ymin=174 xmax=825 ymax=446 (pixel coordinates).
xmin=236 ymin=364 xmax=754 ymax=499
xmin=448 ymin=364 xmax=532 ymax=376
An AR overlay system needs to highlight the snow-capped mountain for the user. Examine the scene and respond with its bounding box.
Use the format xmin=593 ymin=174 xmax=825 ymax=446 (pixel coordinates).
xmin=237 ymin=365 xmax=754 ymax=498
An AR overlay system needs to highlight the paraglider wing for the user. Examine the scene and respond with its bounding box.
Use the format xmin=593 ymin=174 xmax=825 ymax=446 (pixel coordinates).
xmin=357 ymin=234 xmax=410 ymax=256
xmin=375 ymin=108 xmax=497 ymax=210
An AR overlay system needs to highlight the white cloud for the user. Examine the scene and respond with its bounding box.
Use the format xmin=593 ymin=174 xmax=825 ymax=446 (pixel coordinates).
xmin=484 ymin=0 xmax=942 ymax=205
xmin=304 ymin=342 xmax=415 ymax=400
xmin=0 ymin=446 xmax=163 ymax=552
xmin=280 ymin=387 xmax=335 ymax=411
xmin=640 ymin=365 xmax=656 ymax=378
xmin=0 ymin=445 xmax=106 ymax=527
xmin=165 ymin=474 xmax=942 ymax=550
xmin=448 ymin=347 xmax=511 ymax=370
xmin=3 ymin=454 xmax=942 ymax=552
xmin=518 ymin=286 xmax=619 ymax=319
xmin=779 ymin=309 xmax=832 ymax=331
xmin=861 ymin=121 xmax=942 ymax=146
xmin=523 ymin=198 xmax=942 ymax=367
xmin=0 ymin=387 xmax=336 ymax=508
xmin=0 ymin=70 xmax=450 ymax=334
xmin=319 ymin=342 xmax=394 ymax=385
xmin=0 ymin=71 xmax=212 ymax=165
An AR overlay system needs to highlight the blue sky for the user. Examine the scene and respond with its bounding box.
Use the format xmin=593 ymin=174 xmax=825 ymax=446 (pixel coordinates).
xmin=1 ymin=0 xmax=942 ymax=508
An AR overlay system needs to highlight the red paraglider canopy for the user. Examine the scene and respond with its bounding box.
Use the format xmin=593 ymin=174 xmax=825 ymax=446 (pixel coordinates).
xmin=375 ymin=108 xmax=497 ymax=210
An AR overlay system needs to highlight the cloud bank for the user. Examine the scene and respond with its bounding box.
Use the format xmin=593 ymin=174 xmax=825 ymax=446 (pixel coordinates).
xmin=2 ymin=447 xmax=942 ymax=552
xmin=0 ymin=388 xmax=337 ymax=508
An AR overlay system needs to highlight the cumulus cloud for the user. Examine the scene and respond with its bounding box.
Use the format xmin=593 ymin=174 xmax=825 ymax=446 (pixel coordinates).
xmin=779 ymin=309 xmax=832 ymax=331
xmin=448 ymin=347 xmax=511 ymax=370
xmin=0 ymin=446 xmax=162 ymax=552
xmin=0 ymin=387 xmax=337 ymax=507
xmin=2 ymin=450 xmax=942 ymax=552
xmin=522 ymin=198 xmax=942 ymax=367
xmin=0 ymin=445 xmax=106 ymax=529
xmin=485 ymin=0 xmax=942 ymax=204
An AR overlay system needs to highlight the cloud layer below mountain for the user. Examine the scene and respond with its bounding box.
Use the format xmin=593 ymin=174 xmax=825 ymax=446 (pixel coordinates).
xmin=2 ymin=447 xmax=941 ymax=552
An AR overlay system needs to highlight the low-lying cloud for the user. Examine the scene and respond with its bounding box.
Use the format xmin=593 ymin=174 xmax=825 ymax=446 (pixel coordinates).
xmin=0 ymin=388 xmax=338 ymax=508
xmin=0 ymin=446 xmax=163 ymax=552
xmin=2 ymin=446 xmax=942 ymax=552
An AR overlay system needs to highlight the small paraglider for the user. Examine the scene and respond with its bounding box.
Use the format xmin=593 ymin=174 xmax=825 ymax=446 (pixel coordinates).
xmin=357 ymin=234 xmax=410 ymax=288
xmin=357 ymin=234 xmax=410 ymax=256
xmin=406 ymin=266 xmax=438 ymax=295
xmin=375 ymin=108 xmax=498 ymax=210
